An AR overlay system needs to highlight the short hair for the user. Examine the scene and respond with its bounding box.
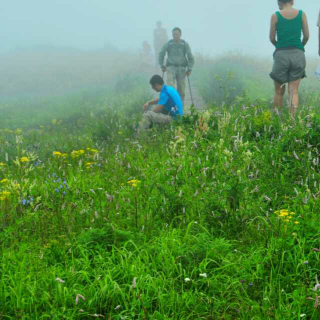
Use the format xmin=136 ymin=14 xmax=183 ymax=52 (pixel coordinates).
xmin=150 ymin=75 xmax=164 ymax=86
xmin=278 ymin=0 xmax=293 ymax=3
xmin=172 ymin=27 xmax=182 ymax=34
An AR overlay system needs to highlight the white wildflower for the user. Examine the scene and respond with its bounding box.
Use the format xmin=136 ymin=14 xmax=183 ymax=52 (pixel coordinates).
xmin=75 ymin=294 xmax=86 ymax=305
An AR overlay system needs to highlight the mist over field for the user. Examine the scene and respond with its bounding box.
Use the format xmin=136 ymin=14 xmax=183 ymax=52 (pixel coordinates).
xmin=1 ymin=0 xmax=320 ymax=104
xmin=2 ymin=2 xmax=320 ymax=318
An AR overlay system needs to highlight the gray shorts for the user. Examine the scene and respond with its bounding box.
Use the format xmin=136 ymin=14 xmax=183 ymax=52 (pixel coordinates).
xmin=270 ymin=49 xmax=306 ymax=84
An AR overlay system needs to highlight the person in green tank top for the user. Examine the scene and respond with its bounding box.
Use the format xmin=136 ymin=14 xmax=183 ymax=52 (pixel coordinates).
xmin=269 ymin=0 xmax=309 ymax=119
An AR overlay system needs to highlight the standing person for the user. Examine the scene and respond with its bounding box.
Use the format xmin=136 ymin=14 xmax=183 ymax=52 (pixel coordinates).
xmin=153 ymin=21 xmax=168 ymax=68
xmin=269 ymin=0 xmax=309 ymax=119
xmin=137 ymin=75 xmax=183 ymax=134
xmin=159 ymin=27 xmax=195 ymax=105
xmin=140 ymin=41 xmax=153 ymax=71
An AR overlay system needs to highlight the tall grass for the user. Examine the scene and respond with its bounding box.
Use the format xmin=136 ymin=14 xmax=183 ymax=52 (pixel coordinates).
xmin=0 ymin=78 xmax=320 ymax=318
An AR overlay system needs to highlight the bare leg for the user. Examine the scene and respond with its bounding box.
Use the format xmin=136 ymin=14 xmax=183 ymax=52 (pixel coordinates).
xmin=288 ymin=79 xmax=301 ymax=119
xmin=274 ymin=80 xmax=285 ymax=113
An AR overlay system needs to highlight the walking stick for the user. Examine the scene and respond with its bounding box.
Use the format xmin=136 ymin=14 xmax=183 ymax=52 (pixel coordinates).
xmin=187 ymin=75 xmax=194 ymax=106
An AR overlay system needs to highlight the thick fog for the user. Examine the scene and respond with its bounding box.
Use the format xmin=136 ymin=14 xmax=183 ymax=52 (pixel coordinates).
xmin=2 ymin=0 xmax=320 ymax=56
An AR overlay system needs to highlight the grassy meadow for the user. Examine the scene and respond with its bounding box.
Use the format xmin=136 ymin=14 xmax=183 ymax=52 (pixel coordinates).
xmin=0 ymin=49 xmax=320 ymax=319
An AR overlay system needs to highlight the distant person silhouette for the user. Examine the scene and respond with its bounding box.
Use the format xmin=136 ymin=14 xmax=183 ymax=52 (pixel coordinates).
xmin=153 ymin=21 xmax=168 ymax=68
xmin=140 ymin=41 xmax=153 ymax=71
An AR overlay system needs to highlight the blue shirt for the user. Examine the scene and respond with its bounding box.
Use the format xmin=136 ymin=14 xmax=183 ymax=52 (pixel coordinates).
xmin=158 ymin=85 xmax=183 ymax=118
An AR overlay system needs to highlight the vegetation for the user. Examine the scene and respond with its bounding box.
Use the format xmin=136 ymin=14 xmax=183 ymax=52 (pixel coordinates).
xmin=0 ymin=51 xmax=320 ymax=319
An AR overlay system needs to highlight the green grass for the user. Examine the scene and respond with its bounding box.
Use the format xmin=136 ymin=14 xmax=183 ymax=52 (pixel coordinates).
xmin=1 ymin=61 xmax=320 ymax=318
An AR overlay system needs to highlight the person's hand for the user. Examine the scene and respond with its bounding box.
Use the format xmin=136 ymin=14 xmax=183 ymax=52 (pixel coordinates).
xmin=161 ymin=66 xmax=166 ymax=73
xmin=186 ymin=71 xmax=191 ymax=77
xmin=143 ymin=102 xmax=150 ymax=112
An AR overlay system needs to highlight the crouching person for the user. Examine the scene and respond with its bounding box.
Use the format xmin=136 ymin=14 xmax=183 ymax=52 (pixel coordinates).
xmin=138 ymin=75 xmax=183 ymax=133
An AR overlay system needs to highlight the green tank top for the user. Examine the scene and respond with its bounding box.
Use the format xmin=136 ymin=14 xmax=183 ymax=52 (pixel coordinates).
xmin=275 ymin=10 xmax=304 ymax=51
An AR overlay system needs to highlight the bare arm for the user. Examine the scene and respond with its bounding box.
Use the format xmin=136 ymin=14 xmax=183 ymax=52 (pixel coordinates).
xmin=149 ymin=98 xmax=159 ymax=105
xmin=302 ymin=12 xmax=310 ymax=46
xmin=143 ymin=98 xmax=159 ymax=111
xmin=269 ymin=14 xmax=277 ymax=46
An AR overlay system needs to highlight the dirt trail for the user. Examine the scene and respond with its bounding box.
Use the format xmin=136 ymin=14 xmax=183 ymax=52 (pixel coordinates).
xmin=183 ymin=77 xmax=206 ymax=114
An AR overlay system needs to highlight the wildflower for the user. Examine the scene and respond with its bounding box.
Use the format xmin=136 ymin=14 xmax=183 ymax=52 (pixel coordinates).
xmin=20 ymin=157 xmax=30 ymax=163
xmin=312 ymin=275 xmax=320 ymax=291
xmin=127 ymin=180 xmax=141 ymax=188
xmin=0 ymin=163 xmax=6 ymax=167
xmin=131 ymin=277 xmax=137 ymax=289
xmin=75 ymin=294 xmax=86 ymax=305
xmin=55 ymin=278 xmax=65 ymax=283
xmin=53 ymin=151 xmax=63 ymax=157
xmin=0 ymin=191 xmax=11 ymax=201
xmin=87 ymin=148 xmax=99 ymax=154
xmin=71 ymin=150 xmax=85 ymax=158
xmin=0 ymin=179 xmax=8 ymax=183
xmin=199 ymin=273 xmax=208 ymax=278
xmin=52 ymin=119 xmax=57 ymax=125
xmin=295 ymin=221 xmax=300 ymax=225
xmin=85 ymin=162 xmax=94 ymax=169
xmin=184 ymin=278 xmax=191 ymax=282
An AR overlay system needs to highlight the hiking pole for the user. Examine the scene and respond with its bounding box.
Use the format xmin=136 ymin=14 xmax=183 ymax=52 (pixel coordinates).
xmin=187 ymin=75 xmax=194 ymax=106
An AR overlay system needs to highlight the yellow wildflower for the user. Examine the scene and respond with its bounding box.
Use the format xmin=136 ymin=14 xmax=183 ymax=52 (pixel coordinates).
xmin=276 ymin=209 xmax=289 ymax=217
xmin=0 ymin=191 xmax=11 ymax=201
xmin=0 ymin=179 xmax=8 ymax=183
xmin=127 ymin=180 xmax=141 ymax=188
xmin=20 ymin=157 xmax=30 ymax=163
xmin=294 ymin=221 xmax=300 ymax=225
xmin=85 ymin=162 xmax=94 ymax=169
xmin=87 ymin=148 xmax=99 ymax=154
xmin=0 ymin=163 xmax=5 ymax=167
xmin=52 ymin=119 xmax=57 ymax=125
xmin=53 ymin=151 xmax=63 ymax=157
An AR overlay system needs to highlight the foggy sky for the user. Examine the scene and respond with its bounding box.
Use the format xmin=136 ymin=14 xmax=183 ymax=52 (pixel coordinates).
xmin=2 ymin=0 xmax=320 ymax=57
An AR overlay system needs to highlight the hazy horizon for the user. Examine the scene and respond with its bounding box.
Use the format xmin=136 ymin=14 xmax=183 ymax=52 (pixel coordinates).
xmin=2 ymin=0 xmax=320 ymax=57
